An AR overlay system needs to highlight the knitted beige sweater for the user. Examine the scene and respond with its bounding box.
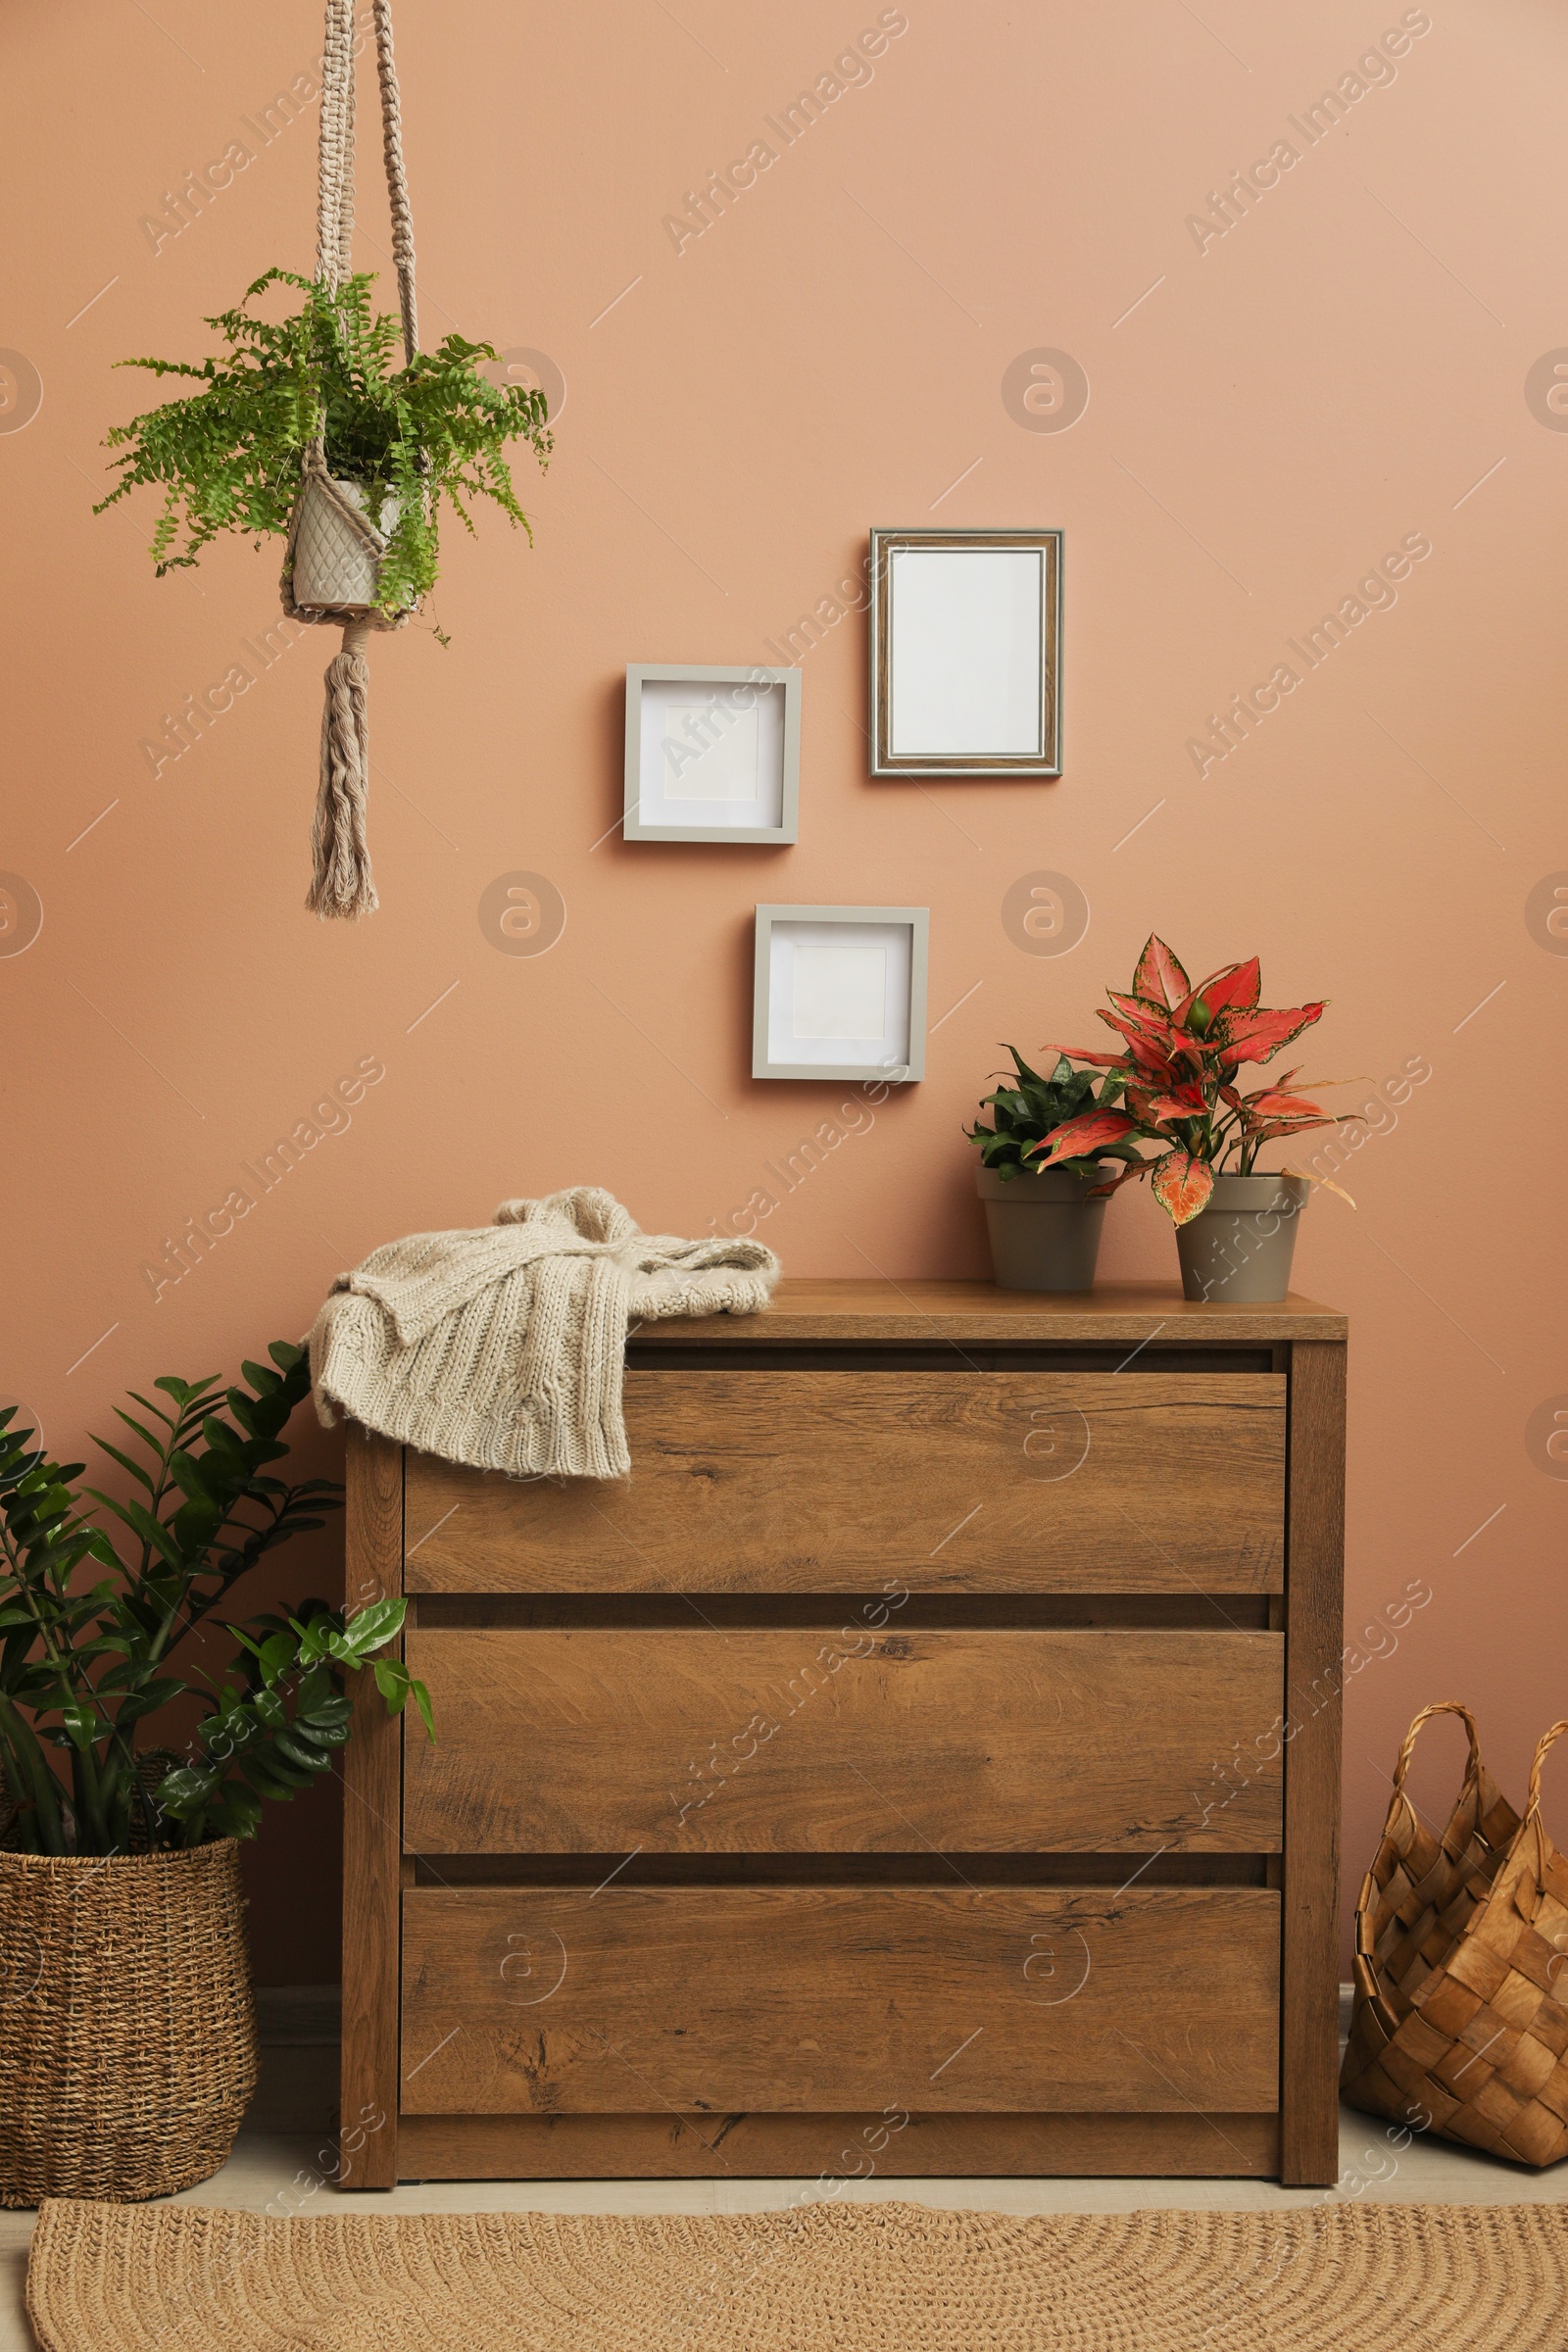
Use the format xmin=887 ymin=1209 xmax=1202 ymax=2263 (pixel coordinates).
xmin=309 ymin=1187 xmax=780 ymax=1480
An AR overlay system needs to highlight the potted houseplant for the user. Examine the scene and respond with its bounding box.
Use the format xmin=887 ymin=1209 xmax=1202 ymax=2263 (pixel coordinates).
xmin=94 ymin=268 xmax=550 ymax=624
xmin=0 ymin=1342 xmax=431 ymax=2207
xmin=94 ymin=268 xmax=553 ymax=917
xmin=966 ymin=1046 xmax=1144 ymax=1291
xmin=1029 ymin=935 xmax=1351 ymax=1302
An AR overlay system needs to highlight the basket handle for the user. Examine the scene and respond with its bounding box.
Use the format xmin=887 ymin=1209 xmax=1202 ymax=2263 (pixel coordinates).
xmin=1391 ymin=1701 xmax=1482 ymax=1801
xmin=1526 ymin=1720 xmax=1568 ymax=1820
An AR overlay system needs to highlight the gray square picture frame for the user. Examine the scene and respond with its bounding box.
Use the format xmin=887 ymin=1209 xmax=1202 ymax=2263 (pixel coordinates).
xmin=867 ymin=525 xmax=1062 ymax=779
xmin=624 ymin=663 xmax=801 ymax=844
xmin=753 ymin=905 xmax=929 ymax=1083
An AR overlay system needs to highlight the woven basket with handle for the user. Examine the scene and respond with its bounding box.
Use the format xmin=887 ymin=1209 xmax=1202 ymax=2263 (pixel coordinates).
xmin=1342 ymin=1701 xmax=1568 ymax=2166
xmin=0 ymin=1839 xmax=257 ymax=2206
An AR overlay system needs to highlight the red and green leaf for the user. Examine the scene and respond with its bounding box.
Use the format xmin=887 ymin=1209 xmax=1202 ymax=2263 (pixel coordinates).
xmin=1027 ymin=1109 xmax=1139 ymax=1166
xmin=1106 ymin=993 xmax=1188 ymax=1049
xmin=1211 ymin=1003 xmax=1325 ymax=1068
xmin=1175 ymin=956 xmax=1261 ymax=1032
xmin=1084 ymin=1162 xmax=1144 ymax=1200
xmin=1242 ymin=1090 xmax=1328 ymax=1123
xmin=1131 ymin=934 xmax=1191 ymax=1011
xmin=1141 ymin=1088 xmax=1205 ymax=1122
xmin=1150 ymin=1149 xmax=1214 ymax=1226
xmin=1245 ymin=1112 xmax=1345 ymax=1144
xmin=1046 ymin=1045 xmax=1124 ymax=1069
xmin=1098 ymin=1010 xmax=1182 ymax=1078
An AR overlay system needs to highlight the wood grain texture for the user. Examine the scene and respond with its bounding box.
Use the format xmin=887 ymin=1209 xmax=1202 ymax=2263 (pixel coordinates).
xmin=395 ymin=2108 xmax=1280 ymax=2180
xmin=1280 ymin=1340 xmax=1347 ymax=2187
xmin=399 ymin=1885 xmax=1281 ymax=2116
xmin=402 ymin=1626 xmax=1285 ymax=1855
xmin=404 ymin=1372 xmax=1287 ymax=1593
xmin=333 ymin=1285 xmax=1345 ymax=2188
xmin=638 ymin=1278 xmax=1347 ymax=1345
xmin=338 ymin=1426 xmax=403 ymax=2190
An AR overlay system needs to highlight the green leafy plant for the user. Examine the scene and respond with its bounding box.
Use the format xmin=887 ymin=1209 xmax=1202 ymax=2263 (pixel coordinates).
xmin=966 ymin=1046 xmax=1144 ymax=1189
xmin=1030 ymin=934 xmax=1352 ymax=1223
xmin=94 ymin=268 xmax=551 ymax=617
xmin=0 ymin=1341 xmax=430 ymax=1855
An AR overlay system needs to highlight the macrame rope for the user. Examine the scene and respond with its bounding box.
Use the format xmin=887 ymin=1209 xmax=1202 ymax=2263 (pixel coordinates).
xmin=371 ymin=0 xmax=419 ymax=363
xmin=337 ymin=45 xmax=357 ymax=289
xmin=308 ymin=619 xmax=378 ymax=921
xmin=315 ymin=0 xmax=355 ymax=300
xmin=297 ymin=0 xmax=420 ymax=920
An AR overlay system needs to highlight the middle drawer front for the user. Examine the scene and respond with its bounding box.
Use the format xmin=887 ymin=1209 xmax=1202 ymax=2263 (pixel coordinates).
xmin=400 ymin=1885 xmax=1282 ymax=2115
xmin=404 ymin=1626 xmax=1284 ymax=1854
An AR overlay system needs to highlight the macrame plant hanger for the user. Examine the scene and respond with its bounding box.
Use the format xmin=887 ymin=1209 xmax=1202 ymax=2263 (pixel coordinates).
xmin=281 ymin=0 xmax=419 ymax=920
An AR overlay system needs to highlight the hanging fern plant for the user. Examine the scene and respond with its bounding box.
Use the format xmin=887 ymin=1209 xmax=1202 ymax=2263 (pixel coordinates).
xmin=95 ymin=0 xmax=538 ymax=921
xmin=95 ymin=268 xmax=551 ymax=620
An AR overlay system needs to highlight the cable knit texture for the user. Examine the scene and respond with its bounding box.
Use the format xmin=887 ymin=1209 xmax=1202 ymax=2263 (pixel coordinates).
xmin=308 ymin=1187 xmax=780 ymax=1480
xmin=26 ymin=2197 xmax=1568 ymax=2351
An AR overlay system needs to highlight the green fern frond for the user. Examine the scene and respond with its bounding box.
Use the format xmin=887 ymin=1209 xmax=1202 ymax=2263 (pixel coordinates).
xmin=95 ymin=269 xmax=552 ymax=618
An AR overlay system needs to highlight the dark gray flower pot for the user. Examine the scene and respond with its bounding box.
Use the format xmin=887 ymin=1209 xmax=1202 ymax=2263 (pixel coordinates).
xmin=976 ymin=1165 xmax=1107 ymax=1293
xmin=1174 ymin=1172 xmax=1312 ymax=1303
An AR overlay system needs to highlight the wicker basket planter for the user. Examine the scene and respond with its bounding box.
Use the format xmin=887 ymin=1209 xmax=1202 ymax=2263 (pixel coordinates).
xmin=0 ymin=1839 xmax=257 ymax=2206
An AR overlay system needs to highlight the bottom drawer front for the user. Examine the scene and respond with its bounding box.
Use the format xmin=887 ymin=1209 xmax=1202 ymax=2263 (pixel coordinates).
xmin=400 ymin=1886 xmax=1280 ymax=2116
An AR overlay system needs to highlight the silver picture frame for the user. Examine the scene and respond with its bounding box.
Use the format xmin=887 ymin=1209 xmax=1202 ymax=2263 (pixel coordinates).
xmin=753 ymin=904 xmax=929 ymax=1083
xmin=867 ymin=526 xmax=1062 ymax=779
xmin=623 ymin=663 xmax=801 ymax=844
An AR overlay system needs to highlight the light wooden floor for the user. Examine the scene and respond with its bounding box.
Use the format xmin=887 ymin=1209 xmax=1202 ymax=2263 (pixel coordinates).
xmin=5 ymin=2026 xmax=1565 ymax=2350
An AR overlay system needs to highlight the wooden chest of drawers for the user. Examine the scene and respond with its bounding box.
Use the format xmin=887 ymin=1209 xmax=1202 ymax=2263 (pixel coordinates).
xmin=339 ymin=1279 xmax=1346 ymax=2187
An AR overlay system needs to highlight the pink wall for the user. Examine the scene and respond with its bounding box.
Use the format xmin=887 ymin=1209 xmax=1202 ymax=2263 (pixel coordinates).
xmin=4 ymin=0 xmax=1564 ymax=1981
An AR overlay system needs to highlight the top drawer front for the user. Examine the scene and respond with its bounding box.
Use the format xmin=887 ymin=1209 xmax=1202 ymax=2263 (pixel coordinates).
xmin=404 ymin=1370 xmax=1286 ymax=1593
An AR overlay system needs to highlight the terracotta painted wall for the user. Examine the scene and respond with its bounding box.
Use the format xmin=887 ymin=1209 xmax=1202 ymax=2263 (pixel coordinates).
xmin=4 ymin=0 xmax=1565 ymax=1983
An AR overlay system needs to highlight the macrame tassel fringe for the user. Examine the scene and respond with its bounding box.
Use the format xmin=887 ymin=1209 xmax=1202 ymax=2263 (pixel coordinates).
xmin=307 ymin=617 xmax=378 ymax=920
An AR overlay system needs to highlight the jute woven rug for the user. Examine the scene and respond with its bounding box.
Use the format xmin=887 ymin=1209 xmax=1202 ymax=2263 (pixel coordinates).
xmin=24 ymin=2195 xmax=1566 ymax=2350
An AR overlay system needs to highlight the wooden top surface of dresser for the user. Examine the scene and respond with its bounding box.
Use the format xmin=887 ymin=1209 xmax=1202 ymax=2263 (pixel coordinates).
xmin=636 ymin=1278 xmax=1347 ymax=1346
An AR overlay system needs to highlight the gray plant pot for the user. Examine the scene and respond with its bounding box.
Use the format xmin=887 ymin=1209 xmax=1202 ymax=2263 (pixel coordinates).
xmin=1174 ymin=1172 xmax=1312 ymax=1304
xmin=976 ymin=1164 xmax=1108 ymax=1293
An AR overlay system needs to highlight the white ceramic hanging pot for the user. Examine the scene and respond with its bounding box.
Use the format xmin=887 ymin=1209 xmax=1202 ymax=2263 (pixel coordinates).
xmin=288 ymin=474 xmax=399 ymax=613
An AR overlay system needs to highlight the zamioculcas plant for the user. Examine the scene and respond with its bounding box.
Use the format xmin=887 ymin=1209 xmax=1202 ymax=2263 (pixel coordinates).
xmin=1028 ymin=934 xmax=1352 ymax=1222
xmin=0 ymin=1341 xmax=430 ymax=1855
xmin=966 ymin=1046 xmax=1144 ymax=1189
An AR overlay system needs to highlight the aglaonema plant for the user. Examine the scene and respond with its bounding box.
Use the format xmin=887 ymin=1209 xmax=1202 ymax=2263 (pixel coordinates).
xmin=1029 ymin=934 xmax=1353 ymax=1223
xmin=0 ymin=1341 xmax=430 ymax=1855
